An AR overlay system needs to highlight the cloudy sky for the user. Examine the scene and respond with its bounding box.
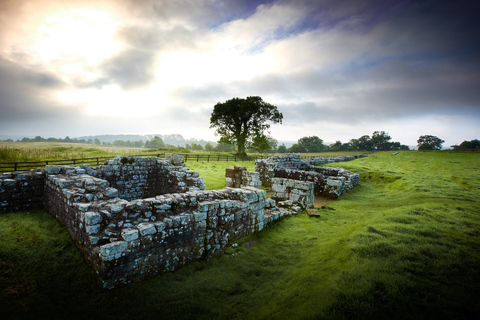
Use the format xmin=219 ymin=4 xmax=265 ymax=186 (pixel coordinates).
xmin=0 ymin=0 xmax=479 ymax=147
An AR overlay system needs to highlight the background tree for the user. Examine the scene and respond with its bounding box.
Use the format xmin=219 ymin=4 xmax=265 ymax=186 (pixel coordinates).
xmin=204 ymin=143 xmax=214 ymax=152
xmin=277 ymin=144 xmax=287 ymax=153
xmin=297 ymin=136 xmax=325 ymax=152
xmin=248 ymin=136 xmax=277 ymax=153
xmin=145 ymin=136 xmax=166 ymax=149
xmin=357 ymin=135 xmax=374 ymax=151
xmin=458 ymin=139 xmax=480 ymax=150
xmin=417 ymin=135 xmax=444 ymax=150
xmin=329 ymin=140 xmax=343 ymax=151
xmin=210 ymin=96 xmax=283 ymax=156
xmin=214 ymin=142 xmax=235 ymax=152
xmin=371 ymin=131 xmax=392 ymax=151
xmin=288 ymin=144 xmax=306 ymax=153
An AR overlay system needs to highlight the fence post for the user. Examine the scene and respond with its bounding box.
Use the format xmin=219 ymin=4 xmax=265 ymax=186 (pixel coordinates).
xmin=207 ymin=155 xmax=210 ymax=162
xmin=14 ymin=162 xmax=18 ymax=171
xmin=97 ymin=157 xmax=99 ymax=166
xmin=218 ymin=155 xmax=220 ymax=161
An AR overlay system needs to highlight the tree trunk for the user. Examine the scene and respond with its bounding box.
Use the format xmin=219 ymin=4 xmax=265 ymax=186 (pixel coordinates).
xmin=236 ymin=136 xmax=247 ymax=157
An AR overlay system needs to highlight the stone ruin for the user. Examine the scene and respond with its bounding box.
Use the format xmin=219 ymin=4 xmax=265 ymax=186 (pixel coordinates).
xmin=224 ymin=154 xmax=361 ymax=211
xmin=255 ymin=154 xmax=361 ymax=198
xmin=0 ymin=153 xmax=361 ymax=289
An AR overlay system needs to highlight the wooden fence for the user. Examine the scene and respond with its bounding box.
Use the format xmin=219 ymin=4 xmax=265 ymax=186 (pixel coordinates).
xmin=0 ymin=154 xmax=270 ymax=173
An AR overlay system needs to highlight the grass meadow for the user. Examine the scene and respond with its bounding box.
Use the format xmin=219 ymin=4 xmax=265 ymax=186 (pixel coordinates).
xmin=0 ymin=142 xmax=151 ymax=162
xmin=1 ymin=151 xmax=479 ymax=319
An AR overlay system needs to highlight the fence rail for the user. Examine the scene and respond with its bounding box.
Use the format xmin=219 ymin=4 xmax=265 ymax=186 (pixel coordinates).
xmin=0 ymin=153 xmax=270 ymax=173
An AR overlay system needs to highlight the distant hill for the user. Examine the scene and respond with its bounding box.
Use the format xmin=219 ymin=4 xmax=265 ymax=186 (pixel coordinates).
xmin=75 ymin=134 xmax=217 ymax=147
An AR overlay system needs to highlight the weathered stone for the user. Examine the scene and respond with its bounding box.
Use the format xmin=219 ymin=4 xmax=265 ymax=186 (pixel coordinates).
xmin=138 ymin=222 xmax=156 ymax=236
xmin=84 ymin=212 xmax=103 ymax=225
xmin=121 ymin=228 xmax=139 ymax=241
xmin=99 ymin=241 xmax=127 ymax=261
xmin=307 ymin=209 xmax=321 ymax=217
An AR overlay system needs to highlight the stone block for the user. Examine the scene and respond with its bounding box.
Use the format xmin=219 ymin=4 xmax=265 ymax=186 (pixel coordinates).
xmin=99 ymin=241 xmax=128 ymax=261
xmin=86 ymin=224 xmax=101 ymax=234
xmin=121 ymin=228 xmax=139 ymax=241
xmin=193 ymin=211 xmax=207 ymax=222
xmin=84 ymin=212 xmax=103 ymax=225
xmin=138 ymin=223 xmax=156 ymax=236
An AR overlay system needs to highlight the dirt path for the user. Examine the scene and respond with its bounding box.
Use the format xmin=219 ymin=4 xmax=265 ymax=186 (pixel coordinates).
xmin=314 ymin=196 xmax=336 ymax=208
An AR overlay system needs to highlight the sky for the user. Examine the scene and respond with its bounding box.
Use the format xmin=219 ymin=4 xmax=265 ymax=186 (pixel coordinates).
xmin=0 ymin=0 xmax=479 ymax=147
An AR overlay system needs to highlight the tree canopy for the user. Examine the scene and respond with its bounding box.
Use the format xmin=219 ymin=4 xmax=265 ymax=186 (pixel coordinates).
xmin=210 ymin=96 xmax=283 ymax=156
xmin=145 ymin=136 xmax=165 ymax=149
xmin=457 ymin=139 xmax=480 ymax=150
xmin=417 ymin=135 xmax=444 ymax=150
xmin=298 ymin=136 xmax=325 ymax=152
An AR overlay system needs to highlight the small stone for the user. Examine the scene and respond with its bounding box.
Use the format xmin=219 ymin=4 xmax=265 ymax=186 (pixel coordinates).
xmin=307 ymin=209 xmax=321 ymax=217
xmin=137 ymin=222 xmax=156 ymax=236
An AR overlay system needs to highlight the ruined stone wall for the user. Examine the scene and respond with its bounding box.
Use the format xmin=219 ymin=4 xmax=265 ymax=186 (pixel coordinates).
xmin=44 ymin=168 xmax=293 ymax=288
xmin=0 ymin=169 xmax=45 ymax=212
xmin=0 ymin=155 xmax=296 ymax=289
xmin=225 ymin=166 xmax=262 ymax=189
xmin=92 ymin=187 xmax=276 ymax=288
xmin=255 ymin=154 xmax=306 ymax=187
xmin=94 ymin=156 xmax=205 ymax=200
xmin=271 ymin=178 xmax=314 ymax=209
xmin=1 ymin=154 xmax=334 ymax=289
xmin=44 ymin=165 xmax=120 ymax=258
xmin=273 ymin=167 xmax=326 ymax=196
xmin=305 ymin=154 xmax=368 ymax=165
xmin=255 ymin=154 xmax=360 ymax=198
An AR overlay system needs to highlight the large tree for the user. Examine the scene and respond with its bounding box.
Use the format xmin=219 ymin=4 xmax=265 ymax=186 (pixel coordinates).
xmin=417 ymin=135 xmax=444 ymax=150
xmin=210 ymin=96 xmax=283 ymax=156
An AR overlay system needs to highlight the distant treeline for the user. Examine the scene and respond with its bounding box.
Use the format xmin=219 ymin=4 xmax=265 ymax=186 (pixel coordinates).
xmin=3 ymin=134 xmax=478 ymax=153
xmin=0 ymin=135 xmax=214 ymax=149
xmin=451 ymin=139 xmax=480 ymax=151
xmin=278 ymin=131 xmax=410 ymax=153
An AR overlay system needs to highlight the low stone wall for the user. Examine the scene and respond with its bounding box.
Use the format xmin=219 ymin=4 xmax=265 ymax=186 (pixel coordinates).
xmin=255 ymin=154 xmax=360 ymax=198
xmin=225 ymin=166 xmax=262 ymax=189
xmin=305 ymin=154 xmax=368 ymax=165
xmin=94 ymin=156 xmax=204 ymax=200
xmin=45 ymin=173 xmax=294 ymax=288
xmin=1 ymin=153 xmax=360 ymax=289
xmin=1 ymin=154 xmax=301 ymax=289
xmin=45 ymin=172 xmax=276 ymax=288
xmin=0 ymin=169 xmax=46 ymax=212
xmin=271 ymin=178 xmax=314 ymax=209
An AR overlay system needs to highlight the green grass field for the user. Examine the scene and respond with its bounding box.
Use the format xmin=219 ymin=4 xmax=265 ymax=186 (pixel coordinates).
xmin=1 ymin=151 xmax=479 ymax=319
xmin=0 ymin=142 xmax=152 ymax=162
